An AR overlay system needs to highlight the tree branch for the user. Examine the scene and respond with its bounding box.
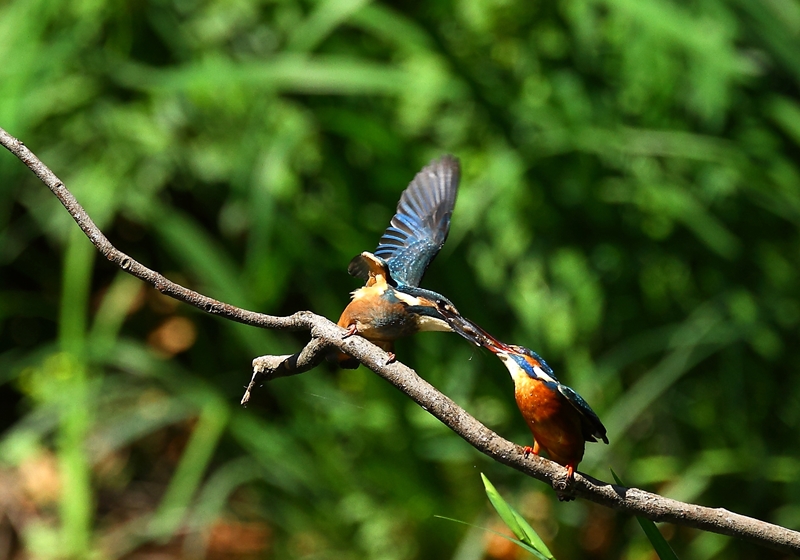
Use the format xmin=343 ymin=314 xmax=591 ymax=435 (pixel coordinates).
xmin=3 ymin=125 xmax=799 ymax=556
xmin=242 ymin=337 xmax=330 ymax=405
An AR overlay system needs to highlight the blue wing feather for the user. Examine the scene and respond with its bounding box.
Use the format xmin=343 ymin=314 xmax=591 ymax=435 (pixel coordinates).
xmin=373 ymin=155 xmax=460 ymax=287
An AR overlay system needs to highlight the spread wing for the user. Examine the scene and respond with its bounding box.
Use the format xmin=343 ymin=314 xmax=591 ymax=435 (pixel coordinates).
xmin=373 ymin=155 xmax=460 ymax=287
xmin=557 ymin=384 xmax=609 ymax=444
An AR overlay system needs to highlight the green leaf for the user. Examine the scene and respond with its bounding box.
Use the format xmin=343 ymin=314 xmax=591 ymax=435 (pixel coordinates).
xmin=433 ymin=515 xmax=550 ymax=560
xmin=481 ymin=473 xmax=555 ymax=560
xmin=611 ymin=469 xmax=680 ymax=560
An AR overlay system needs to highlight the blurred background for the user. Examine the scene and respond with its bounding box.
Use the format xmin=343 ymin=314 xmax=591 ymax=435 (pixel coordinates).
xmin=1 ymin=0 xmax=800 ymax=558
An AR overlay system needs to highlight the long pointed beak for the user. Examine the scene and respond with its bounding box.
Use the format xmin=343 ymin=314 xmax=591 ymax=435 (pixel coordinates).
xmin=441 ymin=312 xmax=512 ymax=353
xmin=471 ymin=325 xmax=513 ymax=354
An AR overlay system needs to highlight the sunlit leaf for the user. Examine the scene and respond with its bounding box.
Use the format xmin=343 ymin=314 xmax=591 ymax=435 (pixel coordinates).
xmin=481 ymin=473 xmax=555 ymax=559
xmin=434 ymin=515 xmax=551 ymax=560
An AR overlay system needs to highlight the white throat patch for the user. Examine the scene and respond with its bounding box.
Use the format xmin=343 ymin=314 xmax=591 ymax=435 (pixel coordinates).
xmin=416 ymin=315 xmax=452 ymax=332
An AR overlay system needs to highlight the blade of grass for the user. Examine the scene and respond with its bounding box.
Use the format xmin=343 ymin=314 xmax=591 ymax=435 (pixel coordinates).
xmin=481 ymin=473 xmax=555 ymax=559
xmin=57 ymin=228 xmax=97 ymax=556
xmin=611 ymin=469 xmax=680 ymax=560
xmin=434 ymin=515 xmax=550 ymax=560
xmin=287 ymin=0 xmax=371 ymax=52
xmin=148 ymin=397 xmax=229 ymax=540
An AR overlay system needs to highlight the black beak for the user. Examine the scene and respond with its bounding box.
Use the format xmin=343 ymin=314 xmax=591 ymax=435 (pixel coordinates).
xmin=439 ymin=309 xmax=511 ymax=352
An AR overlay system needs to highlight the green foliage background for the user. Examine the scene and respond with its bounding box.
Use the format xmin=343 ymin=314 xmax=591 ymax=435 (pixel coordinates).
xmin=2 ymin=0 xmax=800 ymax=558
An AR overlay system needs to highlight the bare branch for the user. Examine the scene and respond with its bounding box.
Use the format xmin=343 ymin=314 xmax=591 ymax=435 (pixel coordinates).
xmin=243 ymin=337 xmax=330 ymax=405
xmin=3 ymin=125 xmax=799 ymax=556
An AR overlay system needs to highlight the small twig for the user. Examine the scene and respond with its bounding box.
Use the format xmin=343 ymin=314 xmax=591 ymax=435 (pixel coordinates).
xmin=243 ymin=338 xmax=330 ymax=405
xmin=3 ymin=125 xmax=800 ymax=556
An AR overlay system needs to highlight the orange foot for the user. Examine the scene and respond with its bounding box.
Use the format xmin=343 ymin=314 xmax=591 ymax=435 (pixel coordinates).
xmin=565 ymin=464 xmax=575 ymax=482
xmin=522 ymin=446 xmax=533 ymax=457
xmin=522 ymin=441 xmax=541 ymax=458
xmin=522 ymin=446 xmax=540 ymax=458
xmin=385 ymin=352 xmax=396 ymax=365
xmin=342 ymin=324 xmax=358 ymax=338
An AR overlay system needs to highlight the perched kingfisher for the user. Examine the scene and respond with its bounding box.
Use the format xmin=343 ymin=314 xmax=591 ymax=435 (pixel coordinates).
xmin=445 ymin=316 xmax=608 ymax=485
xmin=331 ymin=155 xmax=463 ymax=368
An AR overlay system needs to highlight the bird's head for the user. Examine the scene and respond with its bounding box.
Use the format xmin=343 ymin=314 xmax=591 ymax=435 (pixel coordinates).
xmin=489 ymin=344 xmax=558 ymax=383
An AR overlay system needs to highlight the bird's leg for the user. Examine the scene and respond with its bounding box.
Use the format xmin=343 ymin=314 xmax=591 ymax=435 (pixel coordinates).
xmin=522 ymin=440 xmax=540 ymax=458
xmin=379 ymin=342 xmax=396 ymax=365
xmin=342 ymin=324 xmax=358 ymax=338
xmin=565 ymin=463 xmax=575 ymax=482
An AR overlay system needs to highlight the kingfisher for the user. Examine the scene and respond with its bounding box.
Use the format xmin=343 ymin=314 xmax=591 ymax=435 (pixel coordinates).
xmin=444 ymin=315 xmax=608 ymax=485
xmin=331 ymin=155 xmax=463 ymax=368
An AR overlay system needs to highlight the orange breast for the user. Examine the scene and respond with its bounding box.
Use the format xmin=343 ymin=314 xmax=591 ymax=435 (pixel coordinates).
xmin=334 ymin=296 xmax=401 ymax=369
xmin=337 ymin=295 xmax=417 ymax=342
xmin=514 ymin=376 xmax=585 ymax=467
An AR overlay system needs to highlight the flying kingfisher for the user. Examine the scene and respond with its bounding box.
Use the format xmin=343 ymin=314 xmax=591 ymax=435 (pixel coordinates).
xmin=444 ymin=315 xmax=608 ymax=486
xmin=331 ymin=155 xmax=463 ymax=368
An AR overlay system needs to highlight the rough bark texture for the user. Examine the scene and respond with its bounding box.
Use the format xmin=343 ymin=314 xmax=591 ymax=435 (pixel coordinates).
xmin=3 ymin=125 xmax=799 ymax=556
